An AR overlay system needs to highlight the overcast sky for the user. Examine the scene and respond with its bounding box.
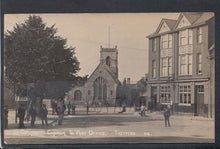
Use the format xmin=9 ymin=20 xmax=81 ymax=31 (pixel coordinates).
xmin=4 ymin=13 xmax=179 ymax=83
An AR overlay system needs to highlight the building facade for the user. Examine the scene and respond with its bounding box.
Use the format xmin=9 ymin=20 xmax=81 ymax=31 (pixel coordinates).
xmin=146 ymin=13 xmax=215 ymax=118
xmin=66 ymin=46 xmax=120 ymax=106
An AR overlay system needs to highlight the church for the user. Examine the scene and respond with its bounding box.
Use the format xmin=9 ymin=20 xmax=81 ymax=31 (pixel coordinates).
xmin=66 ymin=45 xmax=120 ymax=106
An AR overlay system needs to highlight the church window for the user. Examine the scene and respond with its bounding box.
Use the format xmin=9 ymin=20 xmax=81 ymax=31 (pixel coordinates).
xmin=106 ymin=56 xmax=111 ymax=66
xmin=110 ymin=90 xmax=113 ymax=95
xmin=74 ymin=90 xmax=82 ymax=101
xmin=93 ymin=77 xmax=107 ymax=100
xmin=88 ymin=90 xmax=91 ymax=95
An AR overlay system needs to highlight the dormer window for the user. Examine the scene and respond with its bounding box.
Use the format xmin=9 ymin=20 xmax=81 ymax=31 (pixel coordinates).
xmin=106 ymin=56 xmax=110 ymax=66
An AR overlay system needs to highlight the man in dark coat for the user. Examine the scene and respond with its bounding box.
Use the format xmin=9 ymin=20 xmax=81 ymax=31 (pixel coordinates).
xmin=41 ymin=104 xmax=48 ymax=126
xmin=17 ymin=104 xmax=26 ymax=128
xmin=163 ymin=106 xmax=171 ymax=127
xmin=57 ymin=98 xmax=66 ymax=125
xmin=29 ymin=106 xmax=37 ymax=127
xmin=4 ymin=105 xmax=8 ymax=129
xmin=67 ymin=102 xmax=71 ymax=115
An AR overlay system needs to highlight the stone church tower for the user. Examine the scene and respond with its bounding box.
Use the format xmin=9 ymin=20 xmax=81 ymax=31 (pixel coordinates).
xmin=66 ymin=45 xmax=119 ymax=106
xmin=100 ymin=45 xmax=118 ymax=78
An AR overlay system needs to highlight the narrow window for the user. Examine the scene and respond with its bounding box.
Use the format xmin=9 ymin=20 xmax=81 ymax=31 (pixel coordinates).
xmin=106 ymin=56 xmax=110 ymax=66
xmin=197 ymin=53 xmax=202 ymax=74
xmin=197 ymin=27 xmax=202 ymax=43
xmin=152 ymin=38 xmax=157 ymax=51
xmin=152 ymin=60 xmax=156 ymax=78
xmin=188 ymin=29 xmax=193 ymax=44
xmin=168 ymin=58 xmax=172 ymax=76
xmin=168 ymin=34 xmax=172 ymax=48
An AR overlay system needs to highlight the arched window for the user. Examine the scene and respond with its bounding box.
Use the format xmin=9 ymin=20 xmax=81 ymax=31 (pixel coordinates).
xmin=74 ymin=90 xmax=82 ymax=101
xmin=93 ymin=77 xmax=107 ymax=100
xmin=106 ymin=56 xmax=110 ymax=66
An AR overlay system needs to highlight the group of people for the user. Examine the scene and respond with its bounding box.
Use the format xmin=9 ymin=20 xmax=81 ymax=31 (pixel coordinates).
xmin=16 ymin=98 xmax=71 ymax=128
xmin=51 ymin=100 xmax=76 ymax=116
xmin=137 ymin=103 xmax=171 ymax=127
xmin=16 ymin=103 xmax=49 ymax=128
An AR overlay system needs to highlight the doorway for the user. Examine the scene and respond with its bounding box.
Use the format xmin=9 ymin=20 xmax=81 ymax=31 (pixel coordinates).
xmin=194 ymin=85 xmax=204 ymax=116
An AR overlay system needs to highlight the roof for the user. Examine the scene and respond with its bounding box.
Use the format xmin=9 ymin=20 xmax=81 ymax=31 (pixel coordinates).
xmin=155 ymin=19 xmax=177 ymax=34
xmin=182 ymin=13 xmax=202 ymax=24
xmin=87 ymin=63 xmax=120 ymax=84
xmin=147 ymin=12 xmax=214 ymax=38
xmin=194 ymin=12 xmax=214 ymax=25
xmin=163 ymin=19 xmax=177 ymax=30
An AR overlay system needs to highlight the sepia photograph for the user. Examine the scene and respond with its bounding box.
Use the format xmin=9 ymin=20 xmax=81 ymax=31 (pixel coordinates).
xmin=3 ymin=12 xmax=215 ymax=144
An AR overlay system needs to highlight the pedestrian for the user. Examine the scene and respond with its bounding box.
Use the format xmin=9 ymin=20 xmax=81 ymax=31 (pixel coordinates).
xmin=140 ymin=104 xmax=146 ymax=117
xmin=72 ymin=103 xmax=76 ymax=115
xmin=51 ymin=100 xmax=56 ymax=115
xmin=41 ymin=104 xmax=48 ymax=126
xmin=57 ymin=98 xmax=66 ymax=125
xmin=163 ymin=106 xmax=171 ymax=127
xmin=4 ymin=105 xmax=8 ymax=129
xmin=67 ymin=101 xmax=71 ymax=115
xmin=17 ymin=104 xmax=26 ymax=128
xmin=29 ymin=105 xmax=37 ymax=127
xmin=119 ymin=103 xmax=126 ymax=114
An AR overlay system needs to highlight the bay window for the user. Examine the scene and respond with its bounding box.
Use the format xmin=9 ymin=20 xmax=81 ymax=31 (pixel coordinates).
xmin=161 ymin=57 xmax=172 ymax=77
xmin=179 ymin=54 xmax=192 ymax=75
xmin=179 ymin=29 xmax=193 ymax=46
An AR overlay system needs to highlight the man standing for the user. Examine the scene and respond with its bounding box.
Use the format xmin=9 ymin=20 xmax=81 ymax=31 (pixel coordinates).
xmin=17 ymin=104 xmax=26 ymax=128
xmin=163 ymin=106 xmax=171 ymax=127
xmin=29 ymin=105 xmax=37 ymax=127
xmin=67 ymin=101 xmax=71 ymax=115
xmin=4 ymin=105 xmax=8 ymax=129
xmin=41 ymin=104 xmax=48 ymax=126
xmin=57 ymin=98 xmax=66 ymax=125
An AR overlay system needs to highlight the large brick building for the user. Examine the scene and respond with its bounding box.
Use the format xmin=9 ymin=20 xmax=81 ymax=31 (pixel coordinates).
xmin=146 ymin=13 xmax=215 ymax=117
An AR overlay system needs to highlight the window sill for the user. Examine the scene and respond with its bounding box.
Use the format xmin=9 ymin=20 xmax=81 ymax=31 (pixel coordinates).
xmin=160 ymin=103 xmax=172 ymax=105
xmin=178 ymin=103 xmax=191 ymax=106
xmin=178 ymin=75 xmax=193 ymax=77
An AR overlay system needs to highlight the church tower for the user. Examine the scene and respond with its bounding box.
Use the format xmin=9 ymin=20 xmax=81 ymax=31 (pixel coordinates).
xmin=100 ymin=45 xmax=118 ymax=78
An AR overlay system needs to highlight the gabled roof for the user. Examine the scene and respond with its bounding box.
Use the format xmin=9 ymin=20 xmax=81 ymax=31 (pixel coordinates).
xmin=194 ymin=12 xmax=214 ymax=25
xmin=87 ymin=63 xmax=120 ymax=84
xmin=182 ymin=13 xmax=202 ymax=24
xmin=163 ymin=19 xmax=177 ymax=30
xmin=155 ymin=19 xmax=177 ymax=34
xmin=147 ymin=12 xmax=214 ymax=38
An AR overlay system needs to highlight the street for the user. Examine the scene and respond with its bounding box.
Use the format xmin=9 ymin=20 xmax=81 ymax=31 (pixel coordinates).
xmin=4 ymin=108 xmax=214 ymax=144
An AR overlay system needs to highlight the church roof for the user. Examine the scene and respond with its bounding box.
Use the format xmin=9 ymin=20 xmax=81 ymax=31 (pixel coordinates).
xmin=87 ymin=63 xmax=120 ymax=84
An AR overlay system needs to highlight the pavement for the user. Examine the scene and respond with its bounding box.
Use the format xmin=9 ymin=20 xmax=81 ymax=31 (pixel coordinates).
xmin=3 ymin=107 xmax=215 ymax=144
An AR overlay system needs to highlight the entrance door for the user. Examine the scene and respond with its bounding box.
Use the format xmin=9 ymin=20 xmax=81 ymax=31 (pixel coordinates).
xmin=194 ymin=85 xmax=204 ymax=116
xmin=151 ymin=87 xmax=157 ymax=111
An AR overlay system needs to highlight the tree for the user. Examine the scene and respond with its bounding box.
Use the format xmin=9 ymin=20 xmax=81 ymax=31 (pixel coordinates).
xmin=4 ymin=15 xmax=80 ymax=98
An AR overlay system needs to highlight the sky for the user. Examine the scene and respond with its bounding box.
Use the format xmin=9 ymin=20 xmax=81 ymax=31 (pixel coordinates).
xmin=4 ymin=13 xmax=179 ymax=83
